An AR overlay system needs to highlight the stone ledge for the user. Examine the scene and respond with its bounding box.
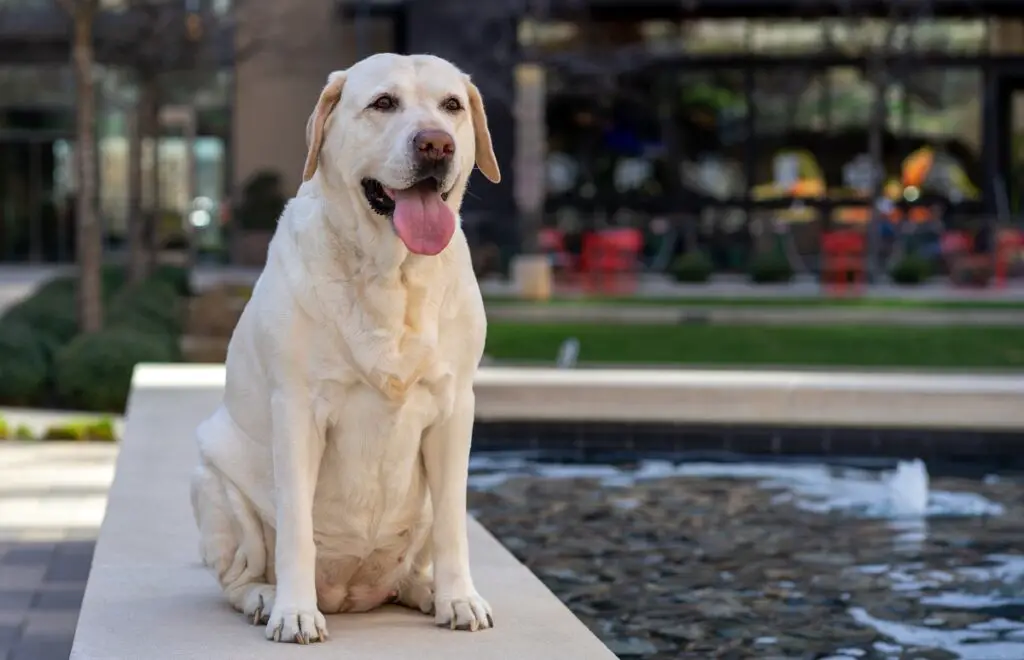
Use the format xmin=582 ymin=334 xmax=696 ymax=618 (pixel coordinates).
xmin=132 ymin=364 xmax=1024 ymax=431
xmin=473 ymin=367 xmax=1024 ymax=430
xmin=70 ymin=366 xmax=616 ymax=660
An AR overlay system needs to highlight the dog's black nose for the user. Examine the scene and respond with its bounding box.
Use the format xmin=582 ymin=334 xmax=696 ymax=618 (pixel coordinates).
xmin=413 ymin=129 xmax=455 ymax=165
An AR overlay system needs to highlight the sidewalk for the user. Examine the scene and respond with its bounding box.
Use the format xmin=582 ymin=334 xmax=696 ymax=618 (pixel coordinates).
xmin=0 ymin=443 xmax=118 ymax=660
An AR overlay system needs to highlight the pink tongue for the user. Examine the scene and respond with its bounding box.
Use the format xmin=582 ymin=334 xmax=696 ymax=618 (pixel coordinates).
xmin=391 ymin=187 xmax=456 ymax=256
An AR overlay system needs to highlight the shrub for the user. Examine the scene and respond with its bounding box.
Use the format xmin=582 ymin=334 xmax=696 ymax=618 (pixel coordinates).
xmin=85 ymin=417 xmax=118 ymax=441
xmin=670 ymin=251 xmax=714 ymax=283
xmin=3 ymin=288 xmax=79 ymax=347
xmin=149 ymin=264 xmax=192 ymax=297
xmin=14 ymin=425 xmax=35 ymax=441
xmin=748 ymin=251 xmax=795 ymax=284
xmin=42 ymin=424 xmax=83 ymax=441
xmin=41 ymin=419 xmax=115 ymax=441
xmin=54 ymin=329 xmax=178 ymax=412
xmin=890 ymin=254 xmax=932 ymax=286
xmin=235 ymin=170 xmax=287 ymax=231
xmin=0 ymin=321 xmax=52 ymax=405
xmin=107 ymin=278 xmax=183 ymax=342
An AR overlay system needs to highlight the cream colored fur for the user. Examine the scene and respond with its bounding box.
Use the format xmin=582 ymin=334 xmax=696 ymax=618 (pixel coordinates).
xmin=189 ymin=53 xmax=501 ymax=645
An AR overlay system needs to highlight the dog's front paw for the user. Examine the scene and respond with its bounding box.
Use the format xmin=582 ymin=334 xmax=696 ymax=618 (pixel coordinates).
xmin=434 ymin=589 xmax=493 ymax=632
xmin=264 ymin=602 xmax=328 ymax=644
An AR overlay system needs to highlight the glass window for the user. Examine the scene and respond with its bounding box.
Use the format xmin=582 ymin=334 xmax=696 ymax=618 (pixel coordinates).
xmin=748 ymin=20 xmax=824 ymax=54
xmin=913 ymin=18 xmax=987 ymax=54
xmin=989 ymin=18 xmax=1024 ymax=55
xmin=0 ymin=65 xmax=75 ymax=109
xmin=678 ymin=19 xmax=748 ymax=54
xmin=892 ymin=67 xmax=983 ymax=204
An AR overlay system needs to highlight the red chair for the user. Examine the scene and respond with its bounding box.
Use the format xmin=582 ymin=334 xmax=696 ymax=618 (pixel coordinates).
xmin=821 ymin=230 xmax=866 ymax=295
xmin=995 ymin=229 xmax=1024 ymax=288
xmin=536 ymin=228 xmax=577 ymax=281
xmin=579 ymin=228 xmax=644 ymax=293
xmin=945 ymin=228 xmax=1023 ymax=288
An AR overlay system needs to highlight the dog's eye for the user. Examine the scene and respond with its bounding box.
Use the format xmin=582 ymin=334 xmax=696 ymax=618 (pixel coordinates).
xmin=441 ymin=97 xmax=463 ymax=113
xmin=369 ymin=95 xmax=397 ymax=112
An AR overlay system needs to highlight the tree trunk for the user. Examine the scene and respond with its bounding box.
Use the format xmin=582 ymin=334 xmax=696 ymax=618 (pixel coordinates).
xmin=126 ymin=88 xmax=146 ymax=284
xmin=866 ymin=59 xmax=888 ymax=284
xmin=71 ymin=3 xmax=102 ymax=333
xmin=142 ymin=79 xmax=161 ymax=266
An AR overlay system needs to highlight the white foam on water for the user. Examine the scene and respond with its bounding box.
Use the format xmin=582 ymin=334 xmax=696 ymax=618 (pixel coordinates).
xmin=469 ymin=457 xmax=1005 ymax=520
xmin=850 ymin=607 xmax=1024 ymax=660
xmin=913 ymin=554 xmax=1024 ymax=611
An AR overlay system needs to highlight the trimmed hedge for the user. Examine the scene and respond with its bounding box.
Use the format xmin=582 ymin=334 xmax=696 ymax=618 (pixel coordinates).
xmin=890 ymin=254 xmax=932 ymax=286
xmin=749 ymin=251 xmax=795 ymax=284
xmin=0 ymin=265 xmax=191 ymax=412
xmin=54 ymin=328 xmax=179 ymax=412
xmin=670 ymin=251 xmax=714 ymax=283
xmin=0 ymin=321 xmax=51 ymax=405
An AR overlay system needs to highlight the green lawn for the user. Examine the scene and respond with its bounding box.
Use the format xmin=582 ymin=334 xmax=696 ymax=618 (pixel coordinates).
xmin=485 ymin=323 xmax=1024 ymax=369
xmin=483 ymin=295 xmax=1024 ymax=311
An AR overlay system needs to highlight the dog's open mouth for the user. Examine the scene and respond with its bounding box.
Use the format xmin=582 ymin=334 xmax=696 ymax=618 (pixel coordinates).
xmin=361 ymin=177 xmax=456 ymax=256
xmin=361 ymin=178 xmax=450 ymax=217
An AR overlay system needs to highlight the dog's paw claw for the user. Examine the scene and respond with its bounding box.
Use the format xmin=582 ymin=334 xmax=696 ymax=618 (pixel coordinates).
xmin=264 ymin=605 xmax=328 ymax=644
xmin=433 ymin=591 xmax=493 ymax=632
xmin=242 ymin=586 xmax=275 ymax=626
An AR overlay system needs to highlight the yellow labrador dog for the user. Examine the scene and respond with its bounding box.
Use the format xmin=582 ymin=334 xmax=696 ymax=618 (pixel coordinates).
xmin=190 ymin=53 xmax=500 ymax=645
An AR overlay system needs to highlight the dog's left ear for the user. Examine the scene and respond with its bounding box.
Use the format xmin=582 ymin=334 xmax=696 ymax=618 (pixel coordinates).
xmin=464 ymin=78 xmax=501 ymax=184
xmin=303 ymin=70 xmax=347 ymax=182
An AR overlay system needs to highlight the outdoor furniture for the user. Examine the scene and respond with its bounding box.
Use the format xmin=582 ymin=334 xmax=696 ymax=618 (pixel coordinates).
xmin=578 ymin=228 xmax=644 ymax=293
xmin=944 ymin=228 xmax=1023 ymax=288
xmin=820 ymin=229 xmax=866 ymax=295
xmin=994 ymin=228 xmax=1024 ymax=288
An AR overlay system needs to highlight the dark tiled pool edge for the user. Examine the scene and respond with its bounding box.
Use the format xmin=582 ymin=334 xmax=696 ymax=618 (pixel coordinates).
xmin=472 ymin=421 xmax=1024 ymax=470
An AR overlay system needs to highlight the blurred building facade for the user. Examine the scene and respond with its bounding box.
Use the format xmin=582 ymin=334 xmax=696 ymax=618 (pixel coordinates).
xmin=0 ymin=0 xmax=1023 ymax=270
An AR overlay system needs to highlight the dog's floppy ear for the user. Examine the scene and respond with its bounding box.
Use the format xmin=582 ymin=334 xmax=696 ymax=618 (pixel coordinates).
xmin=464 ymin=78 xmax=501 ymax=184
xmin=303 ymin=70 xmax=347 ymax=182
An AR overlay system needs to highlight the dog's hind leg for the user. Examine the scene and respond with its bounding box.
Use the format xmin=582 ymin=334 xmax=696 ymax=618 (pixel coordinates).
xmin=395 ymin=540 xmax=435 ymax=615
xmin=191 ymin=461 xmax=277 ymax=625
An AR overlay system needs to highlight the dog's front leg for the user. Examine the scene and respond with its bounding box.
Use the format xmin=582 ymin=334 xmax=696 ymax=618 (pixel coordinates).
xmin=265 ymin=389 xmax=328 ymax=644
xmin=421 ymin=387 xmax=492 ymax=632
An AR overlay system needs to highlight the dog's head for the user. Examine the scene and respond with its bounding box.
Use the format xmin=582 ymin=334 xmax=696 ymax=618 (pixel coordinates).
xmin=302 ymin=53 xmax=500 ymax=256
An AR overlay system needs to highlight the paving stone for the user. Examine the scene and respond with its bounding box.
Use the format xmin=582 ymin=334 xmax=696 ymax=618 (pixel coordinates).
xmin=0 ymin=567 xmax=46 ymax=592
xmin=53 ymin=541 xmax=94 ymax=558
xmin=21 ymin=611 xmax=80 ymax=638
xmin=0 ymin=622 xmax=22 ymax=649
xmin=1 ymin=544 xmax=55 ymax=567
xmin=32 ymin=587 xmax=85 ymax=612
xmin=0 ymin=591 xmax=34 ymax=611
xmin=43 ymin=552 xmax=93 ymax=583
xmin=6 ymin=636 xmax=74 ymax=660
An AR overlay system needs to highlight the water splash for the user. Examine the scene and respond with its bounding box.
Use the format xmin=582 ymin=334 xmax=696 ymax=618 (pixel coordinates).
xmin=469 ymin=456 xmax=1005 ymax=520
xmin=888 ymin=459 xmax=929 ymax=517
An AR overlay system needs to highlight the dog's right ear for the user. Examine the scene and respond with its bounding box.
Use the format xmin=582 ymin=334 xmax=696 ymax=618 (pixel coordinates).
xmin=303 ymin=70 xmax=347 ymax=182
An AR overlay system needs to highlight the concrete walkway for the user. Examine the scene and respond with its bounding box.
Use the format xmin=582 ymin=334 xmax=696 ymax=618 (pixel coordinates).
xmin=0 ymin=443 xmax=118 ymax=660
